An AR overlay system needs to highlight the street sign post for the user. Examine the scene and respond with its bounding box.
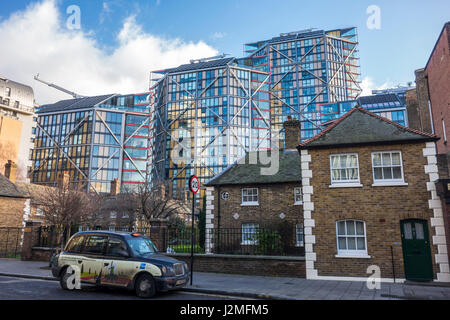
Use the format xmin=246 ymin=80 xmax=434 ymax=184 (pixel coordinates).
xmin=189 ymin=175 xmax=199 ymax=285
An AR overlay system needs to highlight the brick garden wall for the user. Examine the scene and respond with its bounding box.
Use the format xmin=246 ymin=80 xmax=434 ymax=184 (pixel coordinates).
xmin=308 ymin=142 xmax=439 ymax=279
xmin=168 ymin=253 xmax=306 ymax=278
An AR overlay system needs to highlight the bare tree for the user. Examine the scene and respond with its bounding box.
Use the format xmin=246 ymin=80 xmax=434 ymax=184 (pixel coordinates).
xmin=134 ymin=182 xmax=185 ymax=227
xmin=39 ymin=182 xmax=97 ymax=245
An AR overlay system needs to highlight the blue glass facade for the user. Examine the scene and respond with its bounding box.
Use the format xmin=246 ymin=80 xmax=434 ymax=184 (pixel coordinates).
xmin=31 ymin=93 xmax=152 ymax=193
xmin=244 ymin=28 xmax=362 ymax=143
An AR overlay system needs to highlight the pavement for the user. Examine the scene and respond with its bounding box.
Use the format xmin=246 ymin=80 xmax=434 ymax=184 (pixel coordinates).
xmin=1 ymin=258 xmax=450 ymax=300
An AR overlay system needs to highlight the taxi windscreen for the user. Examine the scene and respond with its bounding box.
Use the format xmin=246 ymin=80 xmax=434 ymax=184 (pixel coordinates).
xmin=127 ymin=237 xmax=158 ymax=256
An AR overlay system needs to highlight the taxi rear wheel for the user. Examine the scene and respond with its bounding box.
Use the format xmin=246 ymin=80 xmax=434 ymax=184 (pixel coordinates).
xmin=135 ymin=274 xmax=156 ymax=299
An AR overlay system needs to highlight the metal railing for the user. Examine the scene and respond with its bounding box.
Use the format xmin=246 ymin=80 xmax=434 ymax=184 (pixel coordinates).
xmin=210 ymin=227 xmax=304 ymax=257
xmin=166 ymin=225 xmax=304 ymax=257
xmin=0 ymin=227 xmax=23 ymax=258
xmin=166 ymin=227 xmax=205 ymax=254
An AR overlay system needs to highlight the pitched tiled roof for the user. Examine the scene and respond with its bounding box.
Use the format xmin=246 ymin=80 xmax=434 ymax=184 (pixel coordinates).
xmin=0 ymin=174 xmax=29 ymax=198
xmin=205 ymin=150 xmax=301 ymax=186
xmin=37 ymin=94 xmax=115 ymax=114
xmin=298 ymin=106 xmax=439 ymax=149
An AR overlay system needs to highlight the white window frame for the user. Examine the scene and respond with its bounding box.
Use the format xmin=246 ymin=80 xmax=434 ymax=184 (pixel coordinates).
xmin=241 ymin=188 xmax=259 ymax=206
xmin=329 ymin=153 xmax=362 ymax=187
xmin=296 ymin=223 xmax=304 ymax=247
xmin=335 ymin=220 xmax=370 ymax=258
xmin=371 ymin=151 xmax=407 ymax=186
xmin=241 ymin=223 xmax=259 ymax=245
xmin=294 ymin=187 xmax=303 ymax=205
xmin=36 ymin=207 xmax=44 ymax=216
xmin=110 ymin=211 xmax=117 ymax=219
xmin=109 ymin=226 xmax=116 ymax=232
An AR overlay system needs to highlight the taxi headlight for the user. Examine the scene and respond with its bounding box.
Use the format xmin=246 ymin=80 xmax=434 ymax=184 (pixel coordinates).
xmin=160 ymin=265 xmax=175 ymax=276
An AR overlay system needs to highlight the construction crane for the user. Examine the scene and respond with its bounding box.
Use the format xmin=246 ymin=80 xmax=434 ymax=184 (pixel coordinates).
xmin=34 ymin=74 xmax=86 ymax=99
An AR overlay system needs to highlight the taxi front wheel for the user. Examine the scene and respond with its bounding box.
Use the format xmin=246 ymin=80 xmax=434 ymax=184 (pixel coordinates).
xmin=60 ymin=267 xmax=76 ymax=291
xmin=135 ymin=274 xmax=156 ymax=299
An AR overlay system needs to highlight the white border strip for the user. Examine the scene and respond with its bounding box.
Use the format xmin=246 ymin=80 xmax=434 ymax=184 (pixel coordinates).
xmin=423 ymin=142 xmax=450 ymax=282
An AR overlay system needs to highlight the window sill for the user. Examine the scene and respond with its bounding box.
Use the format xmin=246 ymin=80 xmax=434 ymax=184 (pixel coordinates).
xmin=294 ymin=202 xmax=303 ymax=206
xmin=329 ymin=183 xmax=363 ymax=188
xmin=241 ymin=203 xmax=259 ymax=207
xmin=335 ymin=254 xmax=371 ymax=259
xmin=372 ymin=182 xmax=408 ymax=187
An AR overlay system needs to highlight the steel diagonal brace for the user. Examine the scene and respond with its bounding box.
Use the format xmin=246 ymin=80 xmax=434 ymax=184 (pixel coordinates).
xmin=94 ymin=111 xmax=147 ymax=181
xmin=36 ymin=122 xmax=93 ymax=191
xmin=90 ymin=113 xmax=151 ymax=181
xmin=171 ymin=69 xmax=227 ymax=124
xmin=270 ymin=39 xmax=325 ymax=90
xmin=29 ymin=114 xmax=89 ymax=176
xmin=229 ymin=69 xmax=272 ymax=130
xmin=269 ymin=90 xmax=323 ymax=130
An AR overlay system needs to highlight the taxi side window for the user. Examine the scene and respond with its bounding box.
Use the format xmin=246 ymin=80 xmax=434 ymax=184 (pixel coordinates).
xmin=82 ymin=235 xmax=107 ymax=255
xmin=65 ymin=236 xmax=85 ymax=253
xmin=106 ymin=237 xmax=129 ymax=257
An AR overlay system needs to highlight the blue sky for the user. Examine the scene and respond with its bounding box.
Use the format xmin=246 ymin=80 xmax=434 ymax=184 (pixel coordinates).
xmin=1 ymin=0 xmax=449 ymax=103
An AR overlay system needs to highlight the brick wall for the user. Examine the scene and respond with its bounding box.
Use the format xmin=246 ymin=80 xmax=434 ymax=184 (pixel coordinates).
xmin=307 ymin=142 xmax=440 ymax=279
xmin=211 ymin=182 xmax=303 ymax=229
xmin=406 ymin=69 xmax=433 ymax=134
xmin=0 ymin=197 xmax=27 ymax=228
xmin=426 ymin=23 xmax=450 ymax=155
xmin=168 ymin=253 xmax=306 ymax=278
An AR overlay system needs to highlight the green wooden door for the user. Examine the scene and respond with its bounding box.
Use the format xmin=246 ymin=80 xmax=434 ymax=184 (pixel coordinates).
xmin=400 ymin=219 xmax=433 ymax=281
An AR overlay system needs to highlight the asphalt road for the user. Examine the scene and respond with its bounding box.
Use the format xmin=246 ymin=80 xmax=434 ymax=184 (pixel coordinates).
xmin=0 ymin=275 xmax=240 ymax=300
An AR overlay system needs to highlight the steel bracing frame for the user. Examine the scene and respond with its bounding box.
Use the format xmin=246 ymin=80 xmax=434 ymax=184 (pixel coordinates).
xmin=31 ymin=101 xmax=153 ymax=194
xmin=148 ymin=62 xmax=271 ymax=191
xmin=249 ymin=33 xmax=362 ymax=146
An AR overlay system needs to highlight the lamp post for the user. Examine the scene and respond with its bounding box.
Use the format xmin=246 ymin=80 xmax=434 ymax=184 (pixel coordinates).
xmin=188 ymin=175 xmax=199 ymax=285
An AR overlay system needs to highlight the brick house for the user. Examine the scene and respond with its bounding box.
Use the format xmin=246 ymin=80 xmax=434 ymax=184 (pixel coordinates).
xmin=205 ymin=120 xmax=304 ymax=256
xmin=298 ymin=106 xmax=450 ymax=283
xmin=0 ymin=163 xmax=30 ymax=228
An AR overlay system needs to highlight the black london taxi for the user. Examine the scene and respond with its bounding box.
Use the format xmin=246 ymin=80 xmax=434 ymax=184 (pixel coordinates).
xmin=51 ymin=231 xmax=189 ymax=298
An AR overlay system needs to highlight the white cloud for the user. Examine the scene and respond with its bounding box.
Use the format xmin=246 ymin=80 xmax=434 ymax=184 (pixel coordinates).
xmin=360 ymin=76 xmax=395 ymax=96
xmin=0 ymin=0 xmax=218 ymax=104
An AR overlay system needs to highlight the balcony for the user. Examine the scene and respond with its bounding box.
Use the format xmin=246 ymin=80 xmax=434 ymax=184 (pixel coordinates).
xmin=0 ymin=99 xmax=35 ymax=115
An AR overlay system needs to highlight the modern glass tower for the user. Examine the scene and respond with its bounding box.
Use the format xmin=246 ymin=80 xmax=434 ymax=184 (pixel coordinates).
xmin=31 ymin=93 xmax=152 ymax=193
xmin=243 ymin=27 xmax=362 ymax=144
xmin=149 ymin=56 xmax=271 ymax=199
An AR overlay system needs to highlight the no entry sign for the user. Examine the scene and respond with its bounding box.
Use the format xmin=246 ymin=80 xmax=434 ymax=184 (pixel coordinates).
xmin=189 ymin=175 xmax=199 ymax=194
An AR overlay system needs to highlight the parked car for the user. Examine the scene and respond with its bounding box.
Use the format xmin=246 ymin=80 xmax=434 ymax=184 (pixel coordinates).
xmin=51 ymin=231 xmax=189 ymax=298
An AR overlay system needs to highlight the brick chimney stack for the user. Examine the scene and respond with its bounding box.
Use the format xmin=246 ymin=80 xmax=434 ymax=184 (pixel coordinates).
xmin=4 ymin=160 xmax=17 ymax=183
xmin=110 ymin=178 xmax=120 ymax=196
xmin=57 ymin=171 xmax=70 ymax=189
xmin=283 ymin=116 xmax=301 ymax=150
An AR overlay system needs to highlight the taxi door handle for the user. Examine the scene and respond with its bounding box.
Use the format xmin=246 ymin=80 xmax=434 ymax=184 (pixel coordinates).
xmin=104 ymin=263 xmax=109 ymax=267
